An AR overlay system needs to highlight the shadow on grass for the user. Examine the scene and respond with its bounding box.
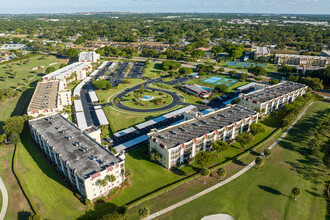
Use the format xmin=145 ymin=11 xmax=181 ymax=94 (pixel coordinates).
xmin=17 ymin=211 xmax=32 ymax=220
xmin=258 ymin=185 xmax=282 ymax=195
xmin=77 ymin=202 xmax=119 ymax=220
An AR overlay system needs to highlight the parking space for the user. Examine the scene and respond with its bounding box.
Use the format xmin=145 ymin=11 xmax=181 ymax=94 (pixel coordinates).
xmin=127 ymin=62 xmax=145 ymax=79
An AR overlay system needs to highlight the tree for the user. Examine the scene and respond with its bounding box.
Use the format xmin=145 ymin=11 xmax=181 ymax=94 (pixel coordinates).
xmin=125 ymin=169 xmax=133 ymax=179
xmin=98 ymin=179 xmax=108 ymax=187
xmin=114 ymin=97 xmax=120 ymax=105
xmin=27 ymin=213 xmax=42 ymax=220
xmin=66 ymin=48 xmax=79 ymax=58
xmin=105 ymin=174 xmax=116 ymax=184
xmin=217 ymin=168 xmax=227 ymax=180
xmin=292 ymin=187 xmax=301 ymax=200
xmin=249 ymin=123 xmax=265 ymax=138
xmin=263 ymin=149 xmax=272 ymax=158
xmin=200 ymin=167 xmax=210 ymax=176
xmin=92 ymin=80 xmax=111 ymax=90
xmin=255 ymin=157 xmax=264 ymax=170
xmin=234 ymin=132 xmax=252 ymax=150
xmin=215 ymin=84 xmax=229 ymax=94
xmin=248 ymin=65 xmax=267 ymax=76
xmin=45 ymin=66 xmax=56 ymax=74
xmin=3 ymin=116 xmax=26 ymax=137
xmin=211 ymin=140 xmax=229 ymax=157
xmin=269 ymin=79 xmax=279 ymax=85
xmin=9 ymin=132 xmax=20 ymax=145
xmin=179 ymin=67 xmax=193 ymax=76
xmin=59 ymin=63 xmax=68 ymax=69
xmin=211 ymin=46 xmax=223 ymax=55
xmin=191 ymin=49 xmax=206 ymax=58
xmin=150 ymin=148 xmax=162 ymax=162
xmin=138 ymin=207 xmax=150 ymax=219
xmin=195 ymin=151 xmax=212 ymax=168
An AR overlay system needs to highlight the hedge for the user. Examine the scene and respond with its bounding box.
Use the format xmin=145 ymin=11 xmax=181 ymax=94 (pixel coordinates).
xmin=12 ymin=144 xmax=40 ymax=215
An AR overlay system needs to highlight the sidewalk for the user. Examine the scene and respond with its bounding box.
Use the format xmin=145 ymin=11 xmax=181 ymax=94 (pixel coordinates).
xmin=0 ymin=177 xmax=8 ymax=220
xmin=148 ymin=102 xmax=314 ymax=219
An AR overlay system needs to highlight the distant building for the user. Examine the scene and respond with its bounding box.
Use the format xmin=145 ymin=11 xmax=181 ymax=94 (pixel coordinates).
xmin=239 ymin=81 xmax=307 ymax=115
xmin=180 ymin=84 xmax=212 ymax=98
xmin=148 ymin=105 xmax=258 ymax=169
xmin=42 ymin=62 xmax=91 ymax=85
xmin=253 ymin=47 xmax=270 ymax=60
xmin=29 ymin=114 xmax=125 ymax=200
xmin=27 ymin=80 xmax=72 ymax=117
xmin=79 ymin=51 xmax=100 ymax=63
xmin=0 ymin=44 xmax=27 ymax=50
xmin=275 ymin=54 xmax=329 ymax=68
xmin=321 ymin=50 xmax=330 ymax=57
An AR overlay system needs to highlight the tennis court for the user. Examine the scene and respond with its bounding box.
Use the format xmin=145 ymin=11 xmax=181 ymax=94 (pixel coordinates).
xmin=203 ymin=76 xmax=238 ymax=86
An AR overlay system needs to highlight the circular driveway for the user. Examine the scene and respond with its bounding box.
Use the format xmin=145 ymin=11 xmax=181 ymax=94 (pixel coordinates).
xmin=114 ymin=83 xmax=183 ymax=112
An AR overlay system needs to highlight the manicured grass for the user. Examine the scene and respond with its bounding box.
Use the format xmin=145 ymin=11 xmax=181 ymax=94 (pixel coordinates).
xmin=109 ymin=146 xmax=184 ymax=206
xmin=0 ymin=55 xmax=68 ymax=90
xmin=103 ymin=105 xmax=181 ymax=132
xmin=143 ymin=62 xmax=163 ymax=78
xmin=95 ymin=79 xmax=145 ymax=103
xmin=121 ymin=89 xmax=173 ymax=109
xmin=0 ymin=145 xmax=32 ymax=220
xmin=155 ymin=102 xmax=330 ymax=220
xmin=16 ymin=130 xmax=88 ymax=220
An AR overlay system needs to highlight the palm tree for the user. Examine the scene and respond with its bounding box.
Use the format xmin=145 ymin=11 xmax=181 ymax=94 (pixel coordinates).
xmin=217 ymin=168 xmax=227 ymax=180
xmin=292 ymin=187 xmax=301 ymax=200
xmin=125 ymin=169 xmax=133 ymax=179
xmin=105 ymin=174 xmax=116 ymax=186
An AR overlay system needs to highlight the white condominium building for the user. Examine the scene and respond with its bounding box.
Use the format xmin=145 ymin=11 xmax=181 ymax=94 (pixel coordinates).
xmin=29 ymin=114 xmax=125 ymax=200
xmin=239 ymin=81 xmax=307 ymax=115
xmin=27 ymin=80 xmax=72 ymax=117
xmin=148 ymin=105 xmax=258 ymax=169
xmin=42 ymin=62 xmax=91 ymax=85
xmin=275 ymin=54 xmax=329 ymax=68
xmin=79 ymin=51 xmax=100 ymax=63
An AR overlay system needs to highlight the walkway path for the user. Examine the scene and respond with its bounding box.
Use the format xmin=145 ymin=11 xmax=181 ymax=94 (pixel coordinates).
xmin=0 ymin=177 xmax=8 ymax=220
xmin=148 ymin=102 xmax=314 ymax=219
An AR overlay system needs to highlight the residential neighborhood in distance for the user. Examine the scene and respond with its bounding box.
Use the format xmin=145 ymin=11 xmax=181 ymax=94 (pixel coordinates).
xmin=0 ymin=1 xmax=329 ymax=220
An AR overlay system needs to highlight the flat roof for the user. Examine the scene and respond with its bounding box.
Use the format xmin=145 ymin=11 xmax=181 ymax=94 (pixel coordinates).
xmin=28 ymin=80 xmax=59 ymax=112
xmin=43 ymin=62 xmax=85 ymax=80
xmin=76 ymin=111 xmax=88 ymax=130
xmin=29 ymin=114 xmax=121 ymax=179
xmin=241 ymin=81 xmax=306 ymax=103
xmin=74 ymin=100 xmax=83 ymax=112
xmin=95 ymin=109 xmax=109 ymax=125
xmin=115 ymin=135 xmax=149 ymax=152
xmin=237 ymin=82 xmax=258 ymax=91
xmin=73 ymin=77 xmax=91 ymax=97
xmin=135 ymin=105 xmax=197 ymax=130
xmin=256 ymin=47 xmax=270 ymax=54
xmin=181 ymin=84 xmax=210 ymax=94
xmin=114 ymin=127 xmax=137 ymax=138
xmin=149 ymin=105 xmax=257 ymax=149
xmin=88 ymin=91 xmax=99 ymax=103
xmin=275 ymin=54 xmax=329 ymax=60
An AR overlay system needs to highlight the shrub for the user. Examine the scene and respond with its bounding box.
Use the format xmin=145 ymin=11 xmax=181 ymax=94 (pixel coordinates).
xmin=85 ymin=199 xmax=91 ymax=205
xmin=138 ymin=207 xmax=150 ymax=219
xmin=200 ymin=167 xmax=210 ymax=176
xmin=263 ymin=149 xmax=272 ymax=158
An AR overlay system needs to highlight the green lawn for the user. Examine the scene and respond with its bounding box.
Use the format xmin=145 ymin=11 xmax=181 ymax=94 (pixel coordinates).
xmin=95 ymin=79 xmax=145 ymax=103
xmin=103 ymin=105 xmax=182 ymax=132
xmin=121 ymin=89 xmax=173 ymax=109
xmin=143 ymin=62 xmax=163 ymax=78
xmin=0 ymin=55 xmax=68 ymax=90
xmin=154 ymin=102 xmax=330 ymax=220
xmin=109 ymin=146 xmax=184 ymax=206
xmin=17 ymin=130 xmax=88 ymax=220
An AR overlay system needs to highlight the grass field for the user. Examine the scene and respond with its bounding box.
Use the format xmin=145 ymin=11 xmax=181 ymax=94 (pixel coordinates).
xmin=16 ymin=130 xmax=88 ymax=220
xmin=0 ymin=145 xmax=32 ymax=220
xmin=154 ymin=101 xmax=330 ymax=220
xmin=143 ymin=62 xmax=163 ymax=78
xmin=0 ymin=55 xmax=68 ymax=90
xmin=121 ymin=89 xmax=173 ymax=109
xmin=95 ymin=78 xmax=145 ymax=103
xmin=103 ymin=105 xmax=182 ymax=132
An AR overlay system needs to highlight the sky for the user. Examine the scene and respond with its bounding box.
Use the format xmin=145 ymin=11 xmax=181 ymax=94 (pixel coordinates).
xmin=1 ymin=0 xmax=329 ymax=14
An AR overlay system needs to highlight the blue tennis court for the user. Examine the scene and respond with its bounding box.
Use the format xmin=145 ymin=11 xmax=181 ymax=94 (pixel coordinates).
xmin=204 ymin=77 xmax=222 ymax=83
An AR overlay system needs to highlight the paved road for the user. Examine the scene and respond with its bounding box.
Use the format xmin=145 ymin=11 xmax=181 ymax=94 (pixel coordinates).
xmin=147 ymin=102 xmax=314 ymax=219
xmin=0 ymin=177 xmax=8 ymax=220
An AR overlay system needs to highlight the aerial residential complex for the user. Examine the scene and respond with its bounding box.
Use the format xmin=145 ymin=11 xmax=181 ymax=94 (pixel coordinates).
xmin=239 ymin=81 xmax=308 ymax=114
xmin=275 ymin=54 xmax=330 ymax=68
xmin=253 ymin=46 xmax=270 ymax=59
xmin=29 ymin=114 xmax=125 ymax=200
xmin=79 ymin=51 xmax=100 ymax=63
xmin=27 ymin=80 xmax=72 ymax=117
xmin=148 ymin=105 xmax=258 ymax=169
xmin=42 ymin=62 xmax=91 ymax=85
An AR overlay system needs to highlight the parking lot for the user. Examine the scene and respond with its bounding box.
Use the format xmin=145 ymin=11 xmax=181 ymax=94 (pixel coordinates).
xmin=127 ymin=62 xmax=145 ymax=78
